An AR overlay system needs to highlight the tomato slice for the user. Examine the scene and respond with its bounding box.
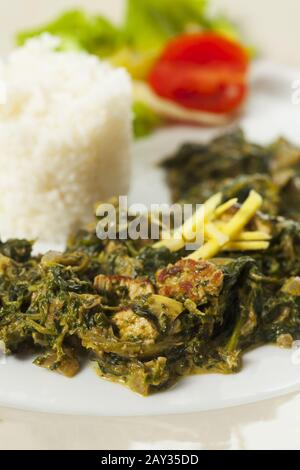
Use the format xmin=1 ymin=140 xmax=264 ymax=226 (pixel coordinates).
xmin=158 ymin=33 xmax=249 ymax=72
xmin=148 ymin=33 xmax=249 ymax=114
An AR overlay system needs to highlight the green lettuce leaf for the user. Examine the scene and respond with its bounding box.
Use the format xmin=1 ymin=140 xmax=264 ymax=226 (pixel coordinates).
xmin=205 ymin=14 xmax=241 ymax=42
xmin=133 ymin=101 xmax=162 ymax=138
xmin=16 ymin=2 xmax=243 ymax=58
xmin=16 ymin=9 xmax=121 ymax=57
xmin=124 ymin=0 xmax=209 ymax=51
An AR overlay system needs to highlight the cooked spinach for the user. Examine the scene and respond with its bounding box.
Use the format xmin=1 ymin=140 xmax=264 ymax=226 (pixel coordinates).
xmin=162 ymin=129 xmax=300 ymax=220
xmin=1 ymin=130 xmax=300 ymax=395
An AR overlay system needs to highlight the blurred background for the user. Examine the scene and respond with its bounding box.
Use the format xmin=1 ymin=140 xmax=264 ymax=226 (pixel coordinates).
xmin=0 ymin=0 xmax=299 ymax=67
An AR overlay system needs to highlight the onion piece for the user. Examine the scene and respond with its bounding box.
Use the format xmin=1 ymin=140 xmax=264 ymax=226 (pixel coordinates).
xmin=133 ymin=81 xmax=232 ymax=126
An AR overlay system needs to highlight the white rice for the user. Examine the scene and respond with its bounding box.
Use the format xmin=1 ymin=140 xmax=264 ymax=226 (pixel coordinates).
xmin=0 ymin=35 xmax=132 ymax=243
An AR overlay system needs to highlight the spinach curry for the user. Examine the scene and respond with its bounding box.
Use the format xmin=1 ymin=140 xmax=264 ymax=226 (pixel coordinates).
xmin=1 ymin=130 xmax=300 ymax=395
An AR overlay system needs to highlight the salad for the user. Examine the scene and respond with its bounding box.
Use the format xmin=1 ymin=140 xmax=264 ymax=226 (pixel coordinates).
xmin=17 ymin=0 xmax=250 ymax=137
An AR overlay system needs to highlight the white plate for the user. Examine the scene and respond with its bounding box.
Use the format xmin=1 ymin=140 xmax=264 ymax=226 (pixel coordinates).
xmin=2 ymin=60 xmax=300 ymax=417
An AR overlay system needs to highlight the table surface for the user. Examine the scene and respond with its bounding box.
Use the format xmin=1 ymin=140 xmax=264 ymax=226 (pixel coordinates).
xmin=1 ymin=0 xmax=300 ymax=450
